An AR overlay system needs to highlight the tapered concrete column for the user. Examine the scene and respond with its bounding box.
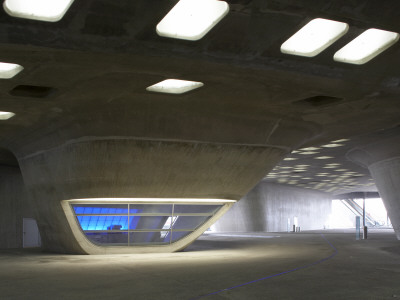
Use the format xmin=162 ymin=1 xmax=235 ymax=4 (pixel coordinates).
xmin=18 ymin=138 xmax=287 ymax=253
xmin=368 ymin=158 xmax=400 ymax=238
xmin=347 ymin=133 xmax=400 ymax=239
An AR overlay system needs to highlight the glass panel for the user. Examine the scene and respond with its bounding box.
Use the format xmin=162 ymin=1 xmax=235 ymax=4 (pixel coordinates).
xmin=71 ymin=202 xmax=219 ymax=247
xmin=85 ymin=231 xmax=128 ymax=245
xmin=129 ymin=204 xmax=172 ymax=215
xmin=73 ymin=204 xmax=128 ymax=214
xmin=162 ymin=216 xmax=178 ymax=230
xmin=173 ymin=204 xmax=221 ymax=214
xmin=171 ymin=231 xmax=192 ymax=242
xmin=129 ymin=231 xmax=170 ymax=244
xmin=77 ymin=216 xmax=129 ymax=230
xmin=172 ymin=216 xmax=210 ymax=230
xmin=129 ymin=216 xmax=170 ymax=230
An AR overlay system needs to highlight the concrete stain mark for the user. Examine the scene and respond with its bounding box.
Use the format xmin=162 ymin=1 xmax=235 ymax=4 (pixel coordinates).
xmin=264 ymin=118 xmax=281 ymax=145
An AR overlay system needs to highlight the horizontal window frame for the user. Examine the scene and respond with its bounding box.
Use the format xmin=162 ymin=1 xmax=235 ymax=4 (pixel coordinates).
xmin=76 ymin=212 xmax=214 ymax=217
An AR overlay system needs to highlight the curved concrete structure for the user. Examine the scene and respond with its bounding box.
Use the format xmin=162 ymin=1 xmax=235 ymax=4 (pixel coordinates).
xmin=18 ymin=137 xmax=293 ymax=253
xmin=347 ymin=130 xmax=400 ymax=239
xmin=1 ymin=0 xmax=400 ymax=253
xmin=61 ymin=198 xmax=234 ymax=254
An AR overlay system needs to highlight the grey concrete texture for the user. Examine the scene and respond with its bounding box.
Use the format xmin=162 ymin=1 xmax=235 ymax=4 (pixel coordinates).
xmin=1 ymin=0 xmax=400 ymax=255
xmin=4 ymin=45 xmax=320 ymax=158
xmin=19 ymin=138 xmax=286 ymax=253
xmin=213 ymin=182 xmax=331 ymax=232
xmin=369 ymin=158 xmax=400 ymax=240
xmin=1 ymin=0 xmax=400 ymax=159
xmin=347 ymin=133 xmax=400 ymax=239
xmin=0 ymin=168 xmax=33 ymax=248
xmin=347 ymin=128 xmax=400 ymax=168
xmin=0 ymin=230 xmax=399 ymax=299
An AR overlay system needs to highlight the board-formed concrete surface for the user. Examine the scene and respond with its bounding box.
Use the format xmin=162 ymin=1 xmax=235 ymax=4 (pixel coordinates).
xmin=2 ymin=0 xmax=400 ymax=253
xmin=0 ymin=229 xmax=399 ymax=300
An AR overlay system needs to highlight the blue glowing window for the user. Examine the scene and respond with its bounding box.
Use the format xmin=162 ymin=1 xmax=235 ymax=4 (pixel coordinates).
xmin=77 ymin=215 xmax=129 ymax=231
xmin=74 ymin=206 xmax=142 ymax=231
xmin=73 ymin=204 xmax=129 ymax=214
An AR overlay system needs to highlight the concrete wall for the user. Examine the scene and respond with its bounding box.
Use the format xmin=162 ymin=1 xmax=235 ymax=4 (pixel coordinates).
xmin=0 ymin=167 xmax=33 ymax=249
xmin=18 ymin=138 xmax=287 ymax=253
xmin=212 ymin=182 xmax=332 ymax=232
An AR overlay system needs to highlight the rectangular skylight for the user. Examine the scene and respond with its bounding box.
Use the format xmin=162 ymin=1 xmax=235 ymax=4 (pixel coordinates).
xmin=146 ymin=79 xmax=204 ymax=94
xmin=0 ymin=62 xmax=23 ymax=79
xmin=281 ymin=18 xmax=349 ymax=57
xmin=3 ymin=0 xmax=75 ymax=22
xmin=334 ymin=28 xmax=399 ymax=64
xmin=0 ymin=111 xmax=15 ymax=120
xmin=156 ymin=0 xmax=229 ymax=41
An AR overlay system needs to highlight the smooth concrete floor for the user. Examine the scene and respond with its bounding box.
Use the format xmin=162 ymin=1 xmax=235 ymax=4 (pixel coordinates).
xmin=1 ymin=229 xmax=399 ymax=300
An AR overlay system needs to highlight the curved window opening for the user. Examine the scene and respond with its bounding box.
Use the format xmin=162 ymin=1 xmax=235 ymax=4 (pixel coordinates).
xmin=70 ymin=201 xmax=227 ymax=246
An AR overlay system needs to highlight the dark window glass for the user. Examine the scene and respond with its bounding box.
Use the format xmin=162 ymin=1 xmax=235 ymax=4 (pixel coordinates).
xmin=129 ymin=232 xmax=170 ymax=244
xmin=85 ymin=231 xmax=128 ymax=245
xmin=129 ymin=204 xmax=172 ymax=214
xmin=172 ymin=216 xmax=210 ymax=230
xmin=129 ymin=216 xmax=170 ymax=230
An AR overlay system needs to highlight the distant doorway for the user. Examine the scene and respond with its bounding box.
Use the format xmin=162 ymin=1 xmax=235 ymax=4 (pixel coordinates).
xmin=23 ymin=218 xmax=41 ymax=248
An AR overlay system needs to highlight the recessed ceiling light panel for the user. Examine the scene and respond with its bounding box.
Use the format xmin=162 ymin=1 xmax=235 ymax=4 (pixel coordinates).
xmin=0 ymin=111 xmax=15 ymax=120
xmin=146 ymin=79 xmax=204 ymax=94
xmin=3 ymin=0 xmax=74 ymax=22
xmin=321 ymin=143 xmax=344 ymax=148
xmin=156 ymin=0 xmax=229 ymax=41
xmin=299 ymin=151 xmax=319 ymax=155
xmin=0 ymin=62 xmax=23 ymax=79
xmin=299 ymin=147 xmax=320 ymax=151
xmin=281 ymin=18 xmax=349 ymax=57
xmin=334 ymin=28 xmax=399 ymax=64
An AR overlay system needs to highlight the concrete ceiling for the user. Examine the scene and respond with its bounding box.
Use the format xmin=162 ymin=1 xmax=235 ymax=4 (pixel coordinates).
xmin=264 ymin=136 xmax=377 ymax=195
xmin=0 ymin=0 xmax=399 ymax=195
